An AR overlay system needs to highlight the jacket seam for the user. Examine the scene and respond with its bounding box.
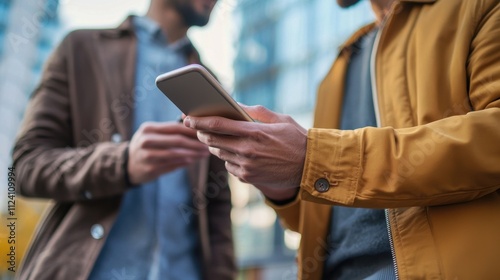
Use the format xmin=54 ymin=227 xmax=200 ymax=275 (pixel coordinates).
xmin=391 ymin=209 xmax=409 ymax=279
xmin=424 ymin=207 xmax=445 ymax=279
xmin=355 ymin=183 xmax=500 ymax=202
xmin=351 ymin=131 xmax=362 ymax=205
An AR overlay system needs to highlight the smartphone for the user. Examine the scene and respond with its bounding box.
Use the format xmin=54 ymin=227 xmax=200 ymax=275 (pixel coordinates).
xmin=155 ymin=64 xmax=253 ymax=122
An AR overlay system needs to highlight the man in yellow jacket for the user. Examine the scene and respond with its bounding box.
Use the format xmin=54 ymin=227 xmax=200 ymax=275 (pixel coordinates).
xmin=185 ymin=0 xmax=500 ymax=278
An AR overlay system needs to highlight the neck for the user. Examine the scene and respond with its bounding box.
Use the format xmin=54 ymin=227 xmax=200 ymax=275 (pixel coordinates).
xmin=370 ymin=0 xmax=396 ymax=24
xmin=146 ymin=2 xmax=189 ymax=44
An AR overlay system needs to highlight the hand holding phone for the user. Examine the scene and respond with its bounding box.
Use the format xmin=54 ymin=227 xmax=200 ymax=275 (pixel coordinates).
xmin=127 ymin=122 xmax=210 ymax=185
xmin=156 ymin=64 xmax=253 ymax=122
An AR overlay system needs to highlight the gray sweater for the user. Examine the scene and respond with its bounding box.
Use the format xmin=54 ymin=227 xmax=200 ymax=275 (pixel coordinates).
xmin=322 ymin=28 xmax=395 ymax=280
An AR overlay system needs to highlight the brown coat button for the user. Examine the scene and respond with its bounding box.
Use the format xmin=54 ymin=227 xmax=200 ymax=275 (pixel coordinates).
xmin=90 ymin=224 xmax=104 ymax=240
xmin=314 ymin=178 xmax=330 ymax=193
xmin=111 ymin=133 xmax=122 ymax=143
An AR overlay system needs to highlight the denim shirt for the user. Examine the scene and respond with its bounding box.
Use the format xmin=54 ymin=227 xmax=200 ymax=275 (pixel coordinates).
xmin=89 ymin=16 xmax=201 ymax=280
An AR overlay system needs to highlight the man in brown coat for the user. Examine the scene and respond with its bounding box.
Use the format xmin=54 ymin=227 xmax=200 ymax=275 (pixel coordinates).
xmin=13 ymin=0 xmax=235 ymax=279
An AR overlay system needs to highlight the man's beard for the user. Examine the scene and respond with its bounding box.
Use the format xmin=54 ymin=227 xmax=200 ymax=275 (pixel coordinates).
xmin=170 ymin=0 xmax=210 ymax=27
xmin=337 ymin=0 xmax=362 ymax=8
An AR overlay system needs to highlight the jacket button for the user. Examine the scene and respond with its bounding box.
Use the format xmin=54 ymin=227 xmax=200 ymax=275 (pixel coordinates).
xmin=111 ymin=133 xmax=122 ymax=143
xmin=83 ymin=191 xmax=92 ymax=199
xmin=90 ymin=224 xmax=104 ymax=240
xmin=314 ymin=178 xmax=330 ymax=193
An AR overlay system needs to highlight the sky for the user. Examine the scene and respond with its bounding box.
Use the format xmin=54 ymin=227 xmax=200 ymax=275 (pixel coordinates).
xmin=59 ymin=0 xmax=236 ymax=89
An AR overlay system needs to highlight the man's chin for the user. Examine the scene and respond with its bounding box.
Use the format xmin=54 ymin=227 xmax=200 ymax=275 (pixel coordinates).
xmin=336 ymin=0 xmax=362 ymax=8
xmin=187 ymin=15 xmax=210 ymax=27
xmin=179 ymin=5 xmax=211 ymax=26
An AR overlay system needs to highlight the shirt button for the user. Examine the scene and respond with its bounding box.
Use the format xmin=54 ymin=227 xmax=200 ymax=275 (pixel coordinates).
xmin=111 ymin=133 xmax=122 ymax=143
xmin=83 ymin=191 xmax=92 ymax=199
xmin=314 ymin=178 xmax=330 ymax=193
xmin=90 ymin=224 xmax=104 ymax=240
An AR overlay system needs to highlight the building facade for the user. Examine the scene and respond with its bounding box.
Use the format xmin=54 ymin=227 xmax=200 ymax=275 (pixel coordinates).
xmin=234 ymin=0 xmax=374 ymax=126
xmin=232 ymin=0 xmax=374 ymax=277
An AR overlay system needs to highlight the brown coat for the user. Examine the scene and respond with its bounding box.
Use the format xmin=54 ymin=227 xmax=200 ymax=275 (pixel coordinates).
xmin=13 ymin=17 xmax=236 ymax=280
xmin=269 ymin=0 xmax=500 ymax=279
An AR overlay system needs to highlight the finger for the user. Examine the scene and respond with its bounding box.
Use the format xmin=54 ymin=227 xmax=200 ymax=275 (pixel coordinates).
xmin=140 ymin=121 xmax=198 ymax=137
xmin=185 ymin=116 xmax=260 ymax=137
xmin=208 ymin=146 xmax=240 ymax=163
xmin=151 ymin=157 xmax=195 ymax=168
xmin=143 ymin=148 xmax=209 ymax=164
xmin=224 ymin=161 xmax=249 ymax=184
xmin=141 ymin=134 xmax=208 ymax=150
xmin=149 ymin=159 xmax=198 ymax=177
xmin=197 ymin=132 xmax=249 ymax=156
xmin=238 ymin=105 xmax=284 ymax=123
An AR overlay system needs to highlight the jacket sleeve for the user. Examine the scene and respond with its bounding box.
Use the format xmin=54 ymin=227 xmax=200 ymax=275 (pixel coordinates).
xmin=299 ymin=2 xmax=500 ymax=209
xmin=265 ymin=195 xmax=302 ymax=233
xmin=12 ymin=33 xmax=132 ymax=202
xmin=204 ymin=156 xmax=237 ymax=280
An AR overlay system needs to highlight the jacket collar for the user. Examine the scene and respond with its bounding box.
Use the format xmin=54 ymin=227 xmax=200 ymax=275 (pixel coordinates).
xmin=338 ymin=23 xmax=377 ymax=54
xmin=338 ymin=0 xmax=437 ymax=53
xmin=101 ymin=15 xmax=199 ymax=61
xmin=96 ymin=15 xmax=136 ymax=39
xmin=400 ymin=0 xmax=437 ymax=2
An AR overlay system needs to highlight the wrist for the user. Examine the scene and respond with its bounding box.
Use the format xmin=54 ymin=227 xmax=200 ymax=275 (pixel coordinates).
xmin=259 ymin=186 xmax=299 ymax=205
xmin=123 ymin=144 xmax=135 ymax=186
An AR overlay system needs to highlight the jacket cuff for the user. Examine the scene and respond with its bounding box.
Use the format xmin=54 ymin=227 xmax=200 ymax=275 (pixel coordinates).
xmin=299 ymin=128 xmax=361 ymax=206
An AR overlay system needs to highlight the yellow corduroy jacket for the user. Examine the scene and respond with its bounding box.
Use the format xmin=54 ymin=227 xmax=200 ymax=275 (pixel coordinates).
xmin=269 ymin=0 xmax=500 ymax=279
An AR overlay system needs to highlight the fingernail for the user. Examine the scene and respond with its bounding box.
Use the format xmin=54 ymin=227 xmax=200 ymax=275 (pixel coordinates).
xmin=183 ymin=117 xmax=191 ymax=127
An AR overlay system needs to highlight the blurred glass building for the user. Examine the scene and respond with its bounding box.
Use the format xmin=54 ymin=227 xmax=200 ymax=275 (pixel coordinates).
xmin=0 ymin=0 xmax=61 ymax=206
xmin=0 ymin=0 xmax=61 ymax=277
xmin=231 ymin=0 xmax=374 ymax=278
xmin=0 ymin=0 xmax=61 ymax=235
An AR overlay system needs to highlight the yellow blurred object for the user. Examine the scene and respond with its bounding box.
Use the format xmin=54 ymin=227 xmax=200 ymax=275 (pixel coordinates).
xmin=0 ymin=197 xmax=49 ymax=275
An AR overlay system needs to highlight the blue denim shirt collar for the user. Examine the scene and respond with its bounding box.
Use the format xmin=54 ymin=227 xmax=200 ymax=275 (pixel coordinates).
xmin=133 ymin=15 xmax=191 ymax=52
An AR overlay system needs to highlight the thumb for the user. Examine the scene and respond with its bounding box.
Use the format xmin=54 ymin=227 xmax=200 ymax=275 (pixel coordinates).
xmin=239 ymin=104 xmax=283 ymax=123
